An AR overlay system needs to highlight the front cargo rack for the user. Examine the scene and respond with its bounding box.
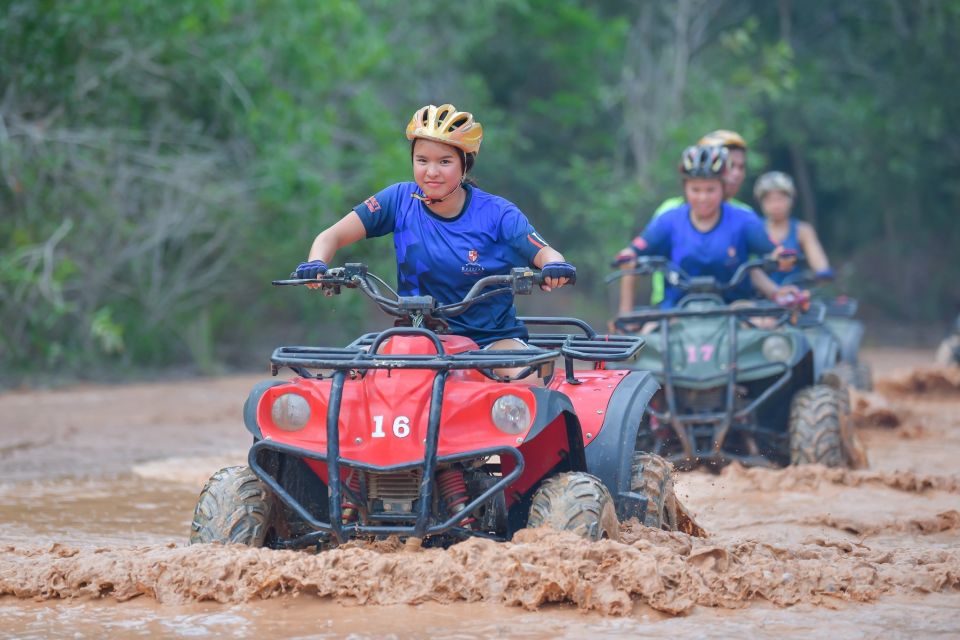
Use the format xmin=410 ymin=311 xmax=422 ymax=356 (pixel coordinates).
xmin=271 ymin=326 xmax=560 ymax=382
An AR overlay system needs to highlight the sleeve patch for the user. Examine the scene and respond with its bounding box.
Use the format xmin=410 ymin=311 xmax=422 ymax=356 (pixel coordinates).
xmin=364 ymin=196 xmax=381 ymax=213
xmin=527 ymin=232 xmax=547 ymax=249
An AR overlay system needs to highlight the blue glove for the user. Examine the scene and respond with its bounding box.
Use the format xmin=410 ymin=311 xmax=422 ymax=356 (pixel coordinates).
xmin=541 ymin=261 xmax=577 ymax=285
xmin=814 ymin=268 xmax=835 ymax=282
xmin=293 ymin=259 xmax=327 ymax=279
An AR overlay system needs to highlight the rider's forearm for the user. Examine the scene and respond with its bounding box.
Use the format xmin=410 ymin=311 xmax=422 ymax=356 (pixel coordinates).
xmin=307 ymin=211 xmax=367 ymax=262
xmin=750 ymin=269 xmax=779 ymax=299
xmin=308 ymin=231 xmax=340 ymax=263
xmin=799 ymin=226 xmax=830 ymax=273
xmin=533 ymin=246 xmax=565 ymax=267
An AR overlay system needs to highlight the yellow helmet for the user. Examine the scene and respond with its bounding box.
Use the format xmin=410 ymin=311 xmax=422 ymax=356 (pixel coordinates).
xmin=698 ymin=129 xmax=747 ymax=150
xmin=406 ymin=104 xmax=483 ymax=155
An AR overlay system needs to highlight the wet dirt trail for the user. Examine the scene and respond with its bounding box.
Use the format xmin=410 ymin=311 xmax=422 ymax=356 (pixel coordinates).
xmin=1 ymin=349 xmax=958 ymax=638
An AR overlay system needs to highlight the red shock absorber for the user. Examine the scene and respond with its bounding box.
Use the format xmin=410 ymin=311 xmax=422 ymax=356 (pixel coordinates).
xmin=437 ymin=468 xmax=474 ymax=527
xmin=341 ymin=470 xmax=362 ymax=524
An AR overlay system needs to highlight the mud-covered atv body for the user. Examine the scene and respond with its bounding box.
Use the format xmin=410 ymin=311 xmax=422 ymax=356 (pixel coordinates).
xmin=610 ymin=257 xmax=863 ymax=471
xmin=191 ymin=264 xmax=686 ymax=550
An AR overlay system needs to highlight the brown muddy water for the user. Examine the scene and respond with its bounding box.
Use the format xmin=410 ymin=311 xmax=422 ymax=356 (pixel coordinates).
xmin=1 ymin=348 xmax=958 ymax=638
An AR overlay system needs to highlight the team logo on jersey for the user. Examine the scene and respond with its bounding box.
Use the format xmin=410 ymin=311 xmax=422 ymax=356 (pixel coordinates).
xmin=462 ymin=248 xmax=484 ymax=276
xmin=727 ymin=246 xmax=737 ymax=258
xmin=364 ymin=196 xmax=381 ymax=213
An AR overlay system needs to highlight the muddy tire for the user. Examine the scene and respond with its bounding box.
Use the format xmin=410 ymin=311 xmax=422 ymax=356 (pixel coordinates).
xmin=822 ymin=363 xmax=855 ymax=393
xmin=527 ymin=472 xmax=620 ymax=542
xmin=789 ymin=386 xmax=845 ymax=467
xmin=629 ymin=453 xmax=678 ymax=530
xmin=855 ymin=362 xmax=874 ymax=391
xmin=834 ymin=384 xmax=852 ymax=415
xmin=190 ymin=466 xmax=274 ymax=546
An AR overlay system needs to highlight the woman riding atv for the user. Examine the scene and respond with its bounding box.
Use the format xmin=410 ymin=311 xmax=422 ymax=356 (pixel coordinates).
xmin=647 ymin=130 xmax=755 ymax=306
xmin=614 ymin=145 xmax=797 ymax=316
xmin=294 ymin=104 xmax=575 ymax=356
xmin=754 ymin=171 xmax=832 ymax=285
xmin=651 ymin=129 xmax=755 ymax=217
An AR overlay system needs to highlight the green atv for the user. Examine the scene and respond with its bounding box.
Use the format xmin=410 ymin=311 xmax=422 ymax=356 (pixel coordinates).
xmin=610 ymin=256 xmax=865 ymax=471
xmin=778 ymin=268 xmax=873 ymax=392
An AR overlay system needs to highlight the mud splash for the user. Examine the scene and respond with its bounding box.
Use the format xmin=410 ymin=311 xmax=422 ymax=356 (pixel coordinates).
xmin=718 ymin=462 xmax=960 ymax=494
xmin=3 ymin=526 xmax=959 ymax=616
xmin=850 ymin=392 xmax=907 ymax=429
xmin=877 ymin=367 xmax=960 ymax=397
xmin=799 ymin=510 xmax=960 ymax=537
xmin=2 ymin=354 xmax=960 ymax=634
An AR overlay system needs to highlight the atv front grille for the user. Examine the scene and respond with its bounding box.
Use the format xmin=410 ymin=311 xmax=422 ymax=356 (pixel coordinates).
xmin=675 ymin=386 xmax=727 ymax=415
xmin=367 ymin=470 xmax=422 ymax=513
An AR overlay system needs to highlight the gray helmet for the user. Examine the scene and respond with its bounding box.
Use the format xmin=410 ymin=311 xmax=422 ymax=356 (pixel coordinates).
xmin=754 ymin=171 xmax=796 ymax=200
xmin=679 ymin=145 xmax=727 ymax=179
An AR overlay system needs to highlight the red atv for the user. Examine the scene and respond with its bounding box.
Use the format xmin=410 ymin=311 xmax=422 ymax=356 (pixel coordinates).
xmin=190 ymin=264 xmax=687 ymax=549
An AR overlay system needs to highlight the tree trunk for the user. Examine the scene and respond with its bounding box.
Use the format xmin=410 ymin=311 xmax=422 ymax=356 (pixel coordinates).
xmin=789 ymin=143 xmax=817 ymax=227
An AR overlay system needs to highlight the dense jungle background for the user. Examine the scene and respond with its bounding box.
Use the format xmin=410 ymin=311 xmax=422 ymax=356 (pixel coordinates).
xmin=2 ymin=0 xmax=958 ymax=379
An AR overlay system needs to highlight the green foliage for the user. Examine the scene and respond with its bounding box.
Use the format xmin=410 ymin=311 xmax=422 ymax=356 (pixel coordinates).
xmin=2 ymin=0 xmax=957 ymax=377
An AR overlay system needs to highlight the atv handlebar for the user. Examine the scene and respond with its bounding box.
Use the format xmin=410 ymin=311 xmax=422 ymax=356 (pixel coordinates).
xmin=273 ymin=263 xmax=545 ymax=323
xmin=604 ymin=255 xmax=776 ymax=294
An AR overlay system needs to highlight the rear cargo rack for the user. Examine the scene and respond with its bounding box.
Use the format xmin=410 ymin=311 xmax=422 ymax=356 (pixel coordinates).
xmin=520 ymin=316 xmax=645 ymax=384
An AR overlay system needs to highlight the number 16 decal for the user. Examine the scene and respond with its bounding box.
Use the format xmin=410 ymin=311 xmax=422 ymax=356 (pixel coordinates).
xmin=372 ymin=415 xmax=411 ymax=438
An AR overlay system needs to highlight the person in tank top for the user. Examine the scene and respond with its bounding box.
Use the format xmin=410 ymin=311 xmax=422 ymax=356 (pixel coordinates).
xmin=754 ymin=171 xmax=831 ymax=285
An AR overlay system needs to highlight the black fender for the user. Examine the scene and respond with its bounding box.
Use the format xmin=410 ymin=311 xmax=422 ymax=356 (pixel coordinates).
xmin=583 ymin=370 xmax=660 ymax=521
xmin=804 ymin=326 xmax=840 ymax=382
xmin=834 ymin=318 xmax=865 ymax=364
xmin=243 ymin=379 xmax=289 ymax=440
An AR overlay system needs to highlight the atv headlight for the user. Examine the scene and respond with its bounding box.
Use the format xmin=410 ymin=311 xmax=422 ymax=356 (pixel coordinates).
xmin=271 ymin=393 xmax=311 ymax=431
xmin=762 ymin=335 xmax=793 ymax=363
xmin=491 ymin=394 xmax=531 ymax=435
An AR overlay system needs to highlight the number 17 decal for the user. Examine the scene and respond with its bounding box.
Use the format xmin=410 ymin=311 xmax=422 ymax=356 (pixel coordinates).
xmin=686 ymin=344 xmax=716 ymax=363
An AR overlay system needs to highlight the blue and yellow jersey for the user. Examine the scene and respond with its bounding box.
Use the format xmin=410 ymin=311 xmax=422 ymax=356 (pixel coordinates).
xmin=647 ymin=196 xmax=756 ymax=304
xmin=630 ymin=202 xmax=775 ymax=308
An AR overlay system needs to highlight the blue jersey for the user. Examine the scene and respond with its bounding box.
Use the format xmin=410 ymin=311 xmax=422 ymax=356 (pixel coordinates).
xmin=629 ymin=202 xmax=775 ymax=308
xmin=769 ymin=219 xmax=801 ymax=285
xmin=353 ymin=182 xmax=547 ymax=346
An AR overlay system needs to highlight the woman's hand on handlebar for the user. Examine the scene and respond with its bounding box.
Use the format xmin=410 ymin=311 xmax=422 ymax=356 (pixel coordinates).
xmin=293 ymin=259 xmax=332 ymax=292
xmin=540 ymin=261 xmax=577 ymax=291
xmin=773 ymin=285 xmax=810 ymax=310
xmin=611 ymin=248 xmax=636 ymax=269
